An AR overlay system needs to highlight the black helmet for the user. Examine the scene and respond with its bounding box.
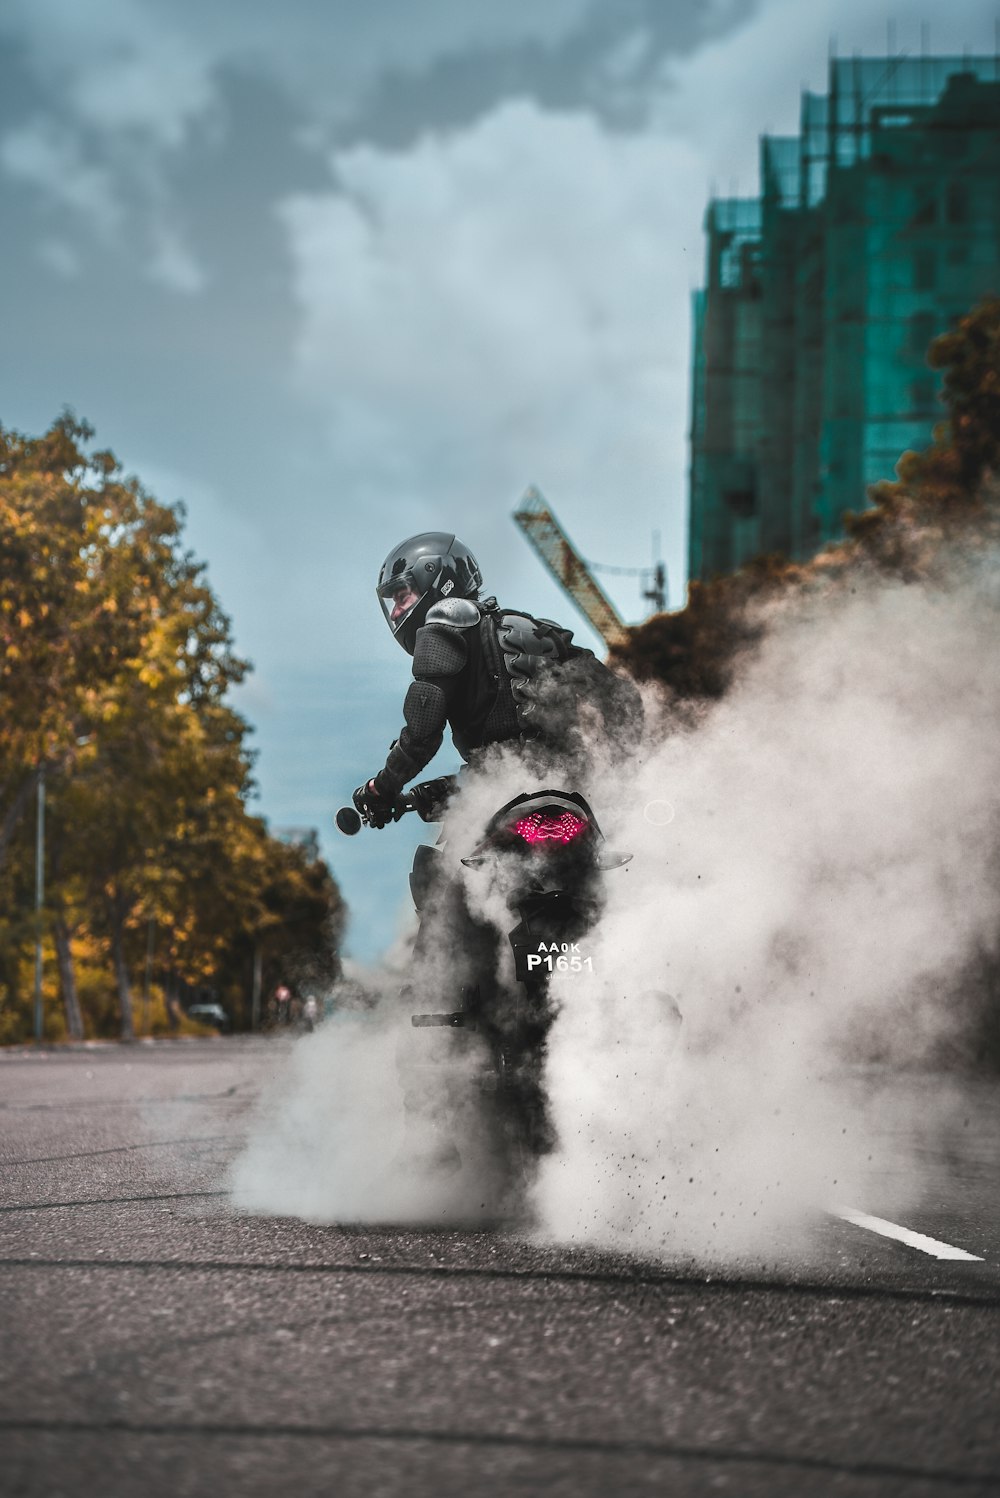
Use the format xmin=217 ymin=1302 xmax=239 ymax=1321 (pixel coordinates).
xmin=376 ymin=532 xmax=483 ymax=654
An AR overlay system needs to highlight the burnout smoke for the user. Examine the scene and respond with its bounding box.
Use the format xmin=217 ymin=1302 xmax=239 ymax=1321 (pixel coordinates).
xmin=231 ymin=558 xmax=1000 ymax=1259
xmin=229 ymin=947 xmax=509 ymax=1224
xmin=534 ymin=559 xmax=1000 ymax=1259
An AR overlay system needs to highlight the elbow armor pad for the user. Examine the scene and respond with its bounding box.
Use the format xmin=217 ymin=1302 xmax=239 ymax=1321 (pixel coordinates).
xmin=402 ymin=678 xmax=449 ymax=743
xmin=379 ymin=679 xmax=451 ymax=793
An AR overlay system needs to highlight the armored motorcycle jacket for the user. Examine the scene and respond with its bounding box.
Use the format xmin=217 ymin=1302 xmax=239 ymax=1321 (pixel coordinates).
xmin=372 ymin=596 xmax=638 ymax=799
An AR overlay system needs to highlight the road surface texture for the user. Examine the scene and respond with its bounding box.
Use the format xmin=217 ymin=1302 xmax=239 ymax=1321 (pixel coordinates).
xmin=1 ymin=1039 xmax=998 ymax=1498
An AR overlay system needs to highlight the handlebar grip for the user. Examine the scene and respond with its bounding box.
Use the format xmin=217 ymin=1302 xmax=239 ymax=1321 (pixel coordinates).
xmin=335 ymin=806 xmax=363 ymax=836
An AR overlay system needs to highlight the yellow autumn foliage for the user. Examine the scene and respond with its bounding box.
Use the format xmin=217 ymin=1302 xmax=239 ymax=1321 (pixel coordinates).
xmin=0 ymin=414 xmax=345 ymax=1042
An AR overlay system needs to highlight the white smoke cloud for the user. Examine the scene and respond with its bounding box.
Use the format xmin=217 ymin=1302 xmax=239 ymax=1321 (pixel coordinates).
xmin=229 ymin=1001 xmax=510 ymax=1224
xmin=535 ymin=561 xmax=1000 ymax=1258
xmin=231 ymin=556 xmax=1000 ymax=1259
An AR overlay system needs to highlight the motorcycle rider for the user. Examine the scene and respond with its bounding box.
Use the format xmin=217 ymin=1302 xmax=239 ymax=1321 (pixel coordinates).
xmin=351 ymin=532 xmax=641 ymax=1158
xmin=352 ymin=530 xmax=641 ymax=829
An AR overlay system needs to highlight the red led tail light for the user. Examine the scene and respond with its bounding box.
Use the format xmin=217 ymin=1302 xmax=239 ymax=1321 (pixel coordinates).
xmin=511 ymin=811 xmax=589 ymax=845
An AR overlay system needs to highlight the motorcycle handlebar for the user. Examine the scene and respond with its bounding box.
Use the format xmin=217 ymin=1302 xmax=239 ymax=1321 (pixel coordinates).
xmin=337 ymin=774 xmax=460 ymax=835
xmin=335 ymin=788 xmax=420 ymax=836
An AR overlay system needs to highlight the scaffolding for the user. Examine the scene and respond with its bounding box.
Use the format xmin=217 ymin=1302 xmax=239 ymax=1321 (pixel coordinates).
xmin=687 ymin=199 xmax=764 ymax=577
xmin=689 ymin=53 xmax=1000 ymax=580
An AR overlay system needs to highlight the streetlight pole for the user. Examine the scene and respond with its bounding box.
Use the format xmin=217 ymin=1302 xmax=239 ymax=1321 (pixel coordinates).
xmin=251 ymin=940 xmax=262 ymax=1031
xmin=143 ymin=917 xmax=156 ymax=1035
xmin=33 ymin=765 xmax=45 ymax=1043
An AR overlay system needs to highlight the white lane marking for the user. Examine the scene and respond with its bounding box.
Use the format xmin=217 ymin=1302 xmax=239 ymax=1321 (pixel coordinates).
xmin=836 ymin=1208 xmax=984 ymax=1261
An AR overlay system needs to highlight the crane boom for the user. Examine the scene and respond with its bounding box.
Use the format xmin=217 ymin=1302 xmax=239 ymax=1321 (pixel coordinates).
xmin=512 ymin=486 xmax=629 ymax=649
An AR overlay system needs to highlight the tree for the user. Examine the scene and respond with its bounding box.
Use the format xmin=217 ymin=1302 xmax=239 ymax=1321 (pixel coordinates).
xmin=849 ymin=297 xmax=1000 ymax=573
xmin=46 ymin=554 xmax=253 ymax=1036
xmin=0 ymin=415 xmax=346 ymax=1041
xmin=0 ymin=415 xmax=189 ymax=869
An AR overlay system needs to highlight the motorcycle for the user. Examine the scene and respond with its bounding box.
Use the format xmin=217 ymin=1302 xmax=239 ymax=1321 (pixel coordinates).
xmin=336 ymin=777 xmax=631 ymax=1177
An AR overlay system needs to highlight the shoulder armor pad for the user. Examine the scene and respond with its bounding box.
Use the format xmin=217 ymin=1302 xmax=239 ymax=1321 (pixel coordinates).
xmin=425 ymin=597 xmax=481 ymax=629
xmin=535 ymin=616 xmax=571 ymax=637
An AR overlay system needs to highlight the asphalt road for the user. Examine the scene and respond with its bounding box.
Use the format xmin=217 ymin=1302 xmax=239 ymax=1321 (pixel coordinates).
xmin=1 ymin=1039 xmax=998 ymax=1498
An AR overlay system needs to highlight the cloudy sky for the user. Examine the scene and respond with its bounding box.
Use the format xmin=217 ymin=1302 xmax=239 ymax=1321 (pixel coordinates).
xmin=2 ymin=0 xmax=996 ymax=957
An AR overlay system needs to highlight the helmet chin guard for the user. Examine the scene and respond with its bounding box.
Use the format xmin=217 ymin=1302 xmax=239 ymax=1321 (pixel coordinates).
xmin=377 ymin=531 xmax=483 ymax=654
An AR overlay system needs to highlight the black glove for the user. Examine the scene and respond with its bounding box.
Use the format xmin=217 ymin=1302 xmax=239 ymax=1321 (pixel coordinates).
xmin=409 ymin=775 xmax=458 ymax=823
xmin=352 ymin=779 xmax=401 ymax=830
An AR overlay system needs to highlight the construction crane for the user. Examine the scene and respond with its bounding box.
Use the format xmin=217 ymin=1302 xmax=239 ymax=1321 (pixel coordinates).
xmin=643 ymin=561 xmax=668 ymax=614
xmin=512 ymin=486 xmax=630 ymax=649
xmin=590 ymin=540 xmax=668 ymax=615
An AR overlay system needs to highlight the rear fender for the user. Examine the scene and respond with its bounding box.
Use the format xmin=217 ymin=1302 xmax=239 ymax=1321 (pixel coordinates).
xmin=409 ymin=842 xmax=444 ymax=911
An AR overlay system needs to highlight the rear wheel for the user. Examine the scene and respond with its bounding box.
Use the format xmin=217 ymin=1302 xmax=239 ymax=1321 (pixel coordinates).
xmin=493 ymin=1033 xmax=554 ymax=1194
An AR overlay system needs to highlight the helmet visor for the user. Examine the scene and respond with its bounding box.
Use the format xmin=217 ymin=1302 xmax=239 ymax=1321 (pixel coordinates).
xmin=377 ymin=572 xmax=426 ymax=633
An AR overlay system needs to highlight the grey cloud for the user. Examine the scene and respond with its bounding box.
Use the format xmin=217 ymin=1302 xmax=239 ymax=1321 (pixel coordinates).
xmin=0 ymin=0 xmax=759 ymax=300
xmin=37 ymin=237 xmax=80 ymax=278
xmin=146 ymin=222 xmax=205 ymax=293
xmin=0 ymin=66 xmax=330 ymax=545
xmin=2 ymin=0 xmax=215 ymax=149
xmin=335 ymin=0 xmax=763 ymax=148
xmin=0 ymin=114 xmax=124 ymax=237
xmin=141 ymin=0 xmax=597 ymax=107
xmin=0 ymin=0 xmax=595 ymax=141
xmin=1 ymin=1 xmax=761 ymax=163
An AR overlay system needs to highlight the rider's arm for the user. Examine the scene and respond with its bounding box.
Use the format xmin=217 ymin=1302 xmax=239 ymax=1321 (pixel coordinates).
xmin=372 ymin=622 xmax=469 ymax=798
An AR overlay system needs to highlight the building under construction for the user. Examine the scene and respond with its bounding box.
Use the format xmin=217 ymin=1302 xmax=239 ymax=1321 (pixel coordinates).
xmin=688 ymin=54 xmax=1000 ymax=580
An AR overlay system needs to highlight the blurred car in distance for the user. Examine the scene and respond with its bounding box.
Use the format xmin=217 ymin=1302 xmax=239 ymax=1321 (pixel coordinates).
xmin=186 ymin=1002 xmax=231 ymax=1033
